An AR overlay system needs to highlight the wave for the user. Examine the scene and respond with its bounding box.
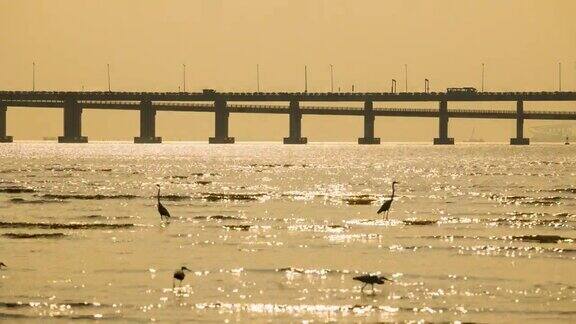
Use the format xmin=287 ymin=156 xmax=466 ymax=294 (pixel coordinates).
xmin=423 ymin=234 xmax=574 ymax=244
xmin=166 ymin=175 xmax=188 ymax=179
xmin=554 ymin=212 xmax=575 ymax=218
xmin=0 ymin=300 xmax=108 ymax=309
xmin=490 ymin=194 xmax=566 ymax=206
xmin=193 ymin=215 xmax=246 ymax=221
xmin=2 ymin=232 xmax=66 ymax=239
xmin=34 ymin=192 xmax=267 ymax=202
xmin=0 ymin=313 xmax=29 ymax=319
xmin=343 ymin=195 xmax=376 ymax=205
xmin=490 ymin=218 xmax=571 ymax=228
xmin=513 ymin=235 xmax=573 ymax=244
xmin=249 ymin=163 xmax=300 ymax=168
xmin=535 ymin=187 xmax=576 ymax=194
xmin=0 ymin=302 xmax=28 ymax=309
xmin=288 ymin=224 xmax=348 ymax=232
xmin=191 ymin=172 xmax=220 ymax=177
xmin=222 ymin=224 xmax=252 ymax=231
xmin=9 ymin=198 xmax=66 ymax=204
xmin=44 ymin=167 xmax=87 ymax=172
xmin=275 ymin=267 xmax=336 ymax=275
xmin=0 ymin=169 xmax=21 ymax=174
xmin=201 ymin=193 xmax=267 ymax=201
xmin=0 ymin=187 xmax=35 ymax=193
xmin=403 ymin=220 xmax=437 ymax=226
xmin=160 ymin=195 xmax=191 ymax=201
xmin=0 ymin=221 xmax=134 ymax=230
xmin=41 ymin=194 xmax=139 ymax=200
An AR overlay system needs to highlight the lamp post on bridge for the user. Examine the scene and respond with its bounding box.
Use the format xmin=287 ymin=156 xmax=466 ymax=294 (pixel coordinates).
xmin=256 ymin=64 xmax=260 ymax=92
xmin=330 ymin=64 xmax=334 ymax=92
xmin=32 ymin=62 xmax=36 ymax=91
xmin=304 ymin=65 xmax=308 ymax=93
xmin=107 ymin=64 xmax=111 ymax=92
xmin=559 ymin=62 xmax=562 ymax=91
xmin=183 ymin=64 xmax=186 ymax=92
xmin=481 ymin=63 xmax=485 ymax=92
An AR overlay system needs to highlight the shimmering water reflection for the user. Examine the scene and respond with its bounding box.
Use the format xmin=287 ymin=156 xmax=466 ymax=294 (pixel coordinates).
xmin=0 ymin=142 xmax=575 ymax=322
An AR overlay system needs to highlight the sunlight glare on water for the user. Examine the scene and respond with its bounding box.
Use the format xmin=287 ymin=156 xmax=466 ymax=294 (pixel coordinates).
xmin=0 ymin=142 xmax=575 ymax=322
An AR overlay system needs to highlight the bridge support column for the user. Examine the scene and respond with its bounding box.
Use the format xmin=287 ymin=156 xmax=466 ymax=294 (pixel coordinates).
xmin=209 ymin=99 xmax=234 ymax=144
xmin=58 ymin=99 xmax=87 ymax=143
xmin=283 ymin=101 xmax=307 ymax=144
xmin=433 ymin=101 xmax=454 ymax=145
xmin=0 ymin=103 xmax=13 ymax=143
xmin=358 ymin=101 xmax=380 ymax=144
xmin=134 ymin=100 xmax=162 ymax=143
xmin=510 ymin=101 xmax=529 ymax=145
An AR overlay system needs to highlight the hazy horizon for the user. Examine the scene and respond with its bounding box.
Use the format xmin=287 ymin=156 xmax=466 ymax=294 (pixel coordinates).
xmin=1 ymin=0 xmax=575 ymax=141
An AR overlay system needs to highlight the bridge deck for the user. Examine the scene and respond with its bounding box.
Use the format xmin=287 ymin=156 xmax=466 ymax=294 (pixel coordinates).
xmin=3 ymin=100 xmax=575 ymax=120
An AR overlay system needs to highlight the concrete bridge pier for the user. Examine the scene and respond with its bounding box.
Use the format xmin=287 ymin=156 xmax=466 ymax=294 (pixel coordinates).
xmin=134 ymin=100 xmax=162 ymax=143
xmin=58 ymin=99 xmax=87 ymax=143
xmin=283 ymin=101 xmax=307 ymax=144
xmin=0 ymin=103 xmax=13 ymax=143
xmin=209 ymin=99 xmax=235 ymax=144
xmin=433 ymin=101 xmax=454 ymax=145
xmin=510 ymin=101 xmax=530 ymax=145
xmin=358 ymin=101 xmax=380 ymax=144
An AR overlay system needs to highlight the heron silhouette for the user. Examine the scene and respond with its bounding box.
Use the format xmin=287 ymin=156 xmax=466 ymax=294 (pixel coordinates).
xmin=377 ymin=181 xmax=399 ymax=219
xmin=173 ymin=266 xmax=191 ymax=288
xmin=353 ymin=274 xmax=392 ymax=294
xmin=156 ymin=184 xmax=171 ymax=221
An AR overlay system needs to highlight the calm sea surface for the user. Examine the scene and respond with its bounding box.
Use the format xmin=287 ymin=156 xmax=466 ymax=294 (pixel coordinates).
xmin=0 ymin=142 xmax=575 ymax=323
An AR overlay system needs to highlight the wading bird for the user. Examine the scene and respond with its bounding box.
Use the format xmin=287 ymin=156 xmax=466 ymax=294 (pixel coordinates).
xmin=353 ymin=274 xmax=392 ymax=294
xmin=173 ymin=266 xmax=191 ymax=288
xmin=377 ymin=181 xmax=399 ymax=220
xmin=156 ymin=184 xmax=171 ymax=221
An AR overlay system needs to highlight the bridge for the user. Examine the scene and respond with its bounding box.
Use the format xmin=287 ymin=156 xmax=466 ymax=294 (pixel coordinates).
xmin=1 ymin=90 xmax=575 ymax=145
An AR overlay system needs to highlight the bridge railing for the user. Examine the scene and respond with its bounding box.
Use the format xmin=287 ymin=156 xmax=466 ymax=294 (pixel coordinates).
xmin=2 ymin=99 xmax=575 ymax=117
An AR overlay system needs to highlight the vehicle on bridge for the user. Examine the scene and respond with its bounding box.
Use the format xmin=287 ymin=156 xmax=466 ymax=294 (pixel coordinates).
xmin=203 ymin=89 xmax=216 ymax=94
xmin=447 ymin=87 xmax=477 ymax=93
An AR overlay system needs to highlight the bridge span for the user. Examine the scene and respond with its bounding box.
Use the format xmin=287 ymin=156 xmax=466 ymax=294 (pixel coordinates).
xmin=1 ymin=91 xmax=575 ymax=144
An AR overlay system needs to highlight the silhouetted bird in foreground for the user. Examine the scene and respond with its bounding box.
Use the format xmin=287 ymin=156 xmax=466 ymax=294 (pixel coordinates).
xmin=353 ymin=274 xmax=392 ymax=293
xmin=173 ymin=266 xmax=191 ymax=288
xmin=377 ymin=181 xmax=399 ymax=220
xmin=156 ymin=184 xmax=171 ymax=221
xmin=0 ymin=262 xmax=6 ymax=269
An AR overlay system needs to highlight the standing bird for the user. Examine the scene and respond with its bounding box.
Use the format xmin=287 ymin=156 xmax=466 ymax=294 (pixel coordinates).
xmin=377 ymin=181 xmax=399 ymax=220
xmin=353 ymin=274 xmax=392 ymax=294
xmin=156 ymin=184 xmax=171 ymax=221
xmin=173 ymin=266 xmax=191 ymax=288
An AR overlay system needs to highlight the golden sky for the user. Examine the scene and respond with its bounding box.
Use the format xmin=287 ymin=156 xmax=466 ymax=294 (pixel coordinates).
xmin=1 ymin=0 xmax=575 ymax=141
